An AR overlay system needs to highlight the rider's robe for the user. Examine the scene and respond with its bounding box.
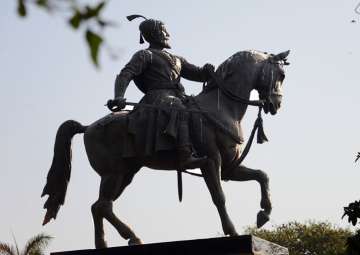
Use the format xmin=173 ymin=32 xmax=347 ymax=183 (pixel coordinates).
xmin=114 ymin=49 xmax=209 ymax=157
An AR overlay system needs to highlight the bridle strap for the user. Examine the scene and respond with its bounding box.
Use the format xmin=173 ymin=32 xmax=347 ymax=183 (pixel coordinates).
xmin=208 ymin=71 xmax=265 ymax=107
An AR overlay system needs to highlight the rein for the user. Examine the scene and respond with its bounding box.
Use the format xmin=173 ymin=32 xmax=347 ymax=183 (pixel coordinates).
xmin=182 ymin=72 xmax=269 ymax=179
xmin=208 ymin=71 xmax=265 ymax=107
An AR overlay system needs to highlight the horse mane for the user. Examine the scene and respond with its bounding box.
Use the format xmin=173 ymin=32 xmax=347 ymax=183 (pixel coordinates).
xmin=202 ymin=50 xmax=270 ymax=94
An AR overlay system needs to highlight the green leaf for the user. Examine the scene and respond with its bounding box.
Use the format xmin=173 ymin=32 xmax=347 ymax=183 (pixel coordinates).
xmin=69 ymin=1 xmax=106 ymax=29
xmin=17 ymin=0 xmax=27 ymax=17
xmin=83 ymin=1 xmax=106 ymax=20
xmin=90 ymin=1 xmax=106 ymax=17
xmin=85 ymin=30 xmax=103 ymax=67
xmin=93 ymin=1 xmax=106 ymax=15
xmin=35 ymin=0 xmax=48 ymax=8
xmin=35 ymin=0 xmax=52 ymax=12
xmin=68 ymin=11 xmax=82 ymax=29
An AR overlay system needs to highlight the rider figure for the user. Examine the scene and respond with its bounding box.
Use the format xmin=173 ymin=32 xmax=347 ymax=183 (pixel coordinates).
xmin=108 ymin=15 xmax=214 ymax=170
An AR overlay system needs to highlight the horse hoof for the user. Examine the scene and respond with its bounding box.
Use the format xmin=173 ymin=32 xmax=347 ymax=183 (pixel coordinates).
xmin=229 ymin=230 xmax=239 ymax=236
xmin=256 ymin=210 xmax=270 ymax=228
xmin=95 ymin=239 xmax=107 ymax=249
xmin=224 ymin=227 xmax=238 ymax=236
xmin=128 ymin=237 xmax=143 ymax=246
xmin=260 ymin=197 xmax=272 ymax=212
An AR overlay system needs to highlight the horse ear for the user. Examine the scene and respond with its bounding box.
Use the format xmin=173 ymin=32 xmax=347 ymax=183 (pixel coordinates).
xmin=273 ymin=50 xmax=290 ymax=61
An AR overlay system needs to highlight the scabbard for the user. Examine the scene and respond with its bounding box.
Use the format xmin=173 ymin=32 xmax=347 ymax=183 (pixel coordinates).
xmin=177 ymin=170 xmax=183 ymax=202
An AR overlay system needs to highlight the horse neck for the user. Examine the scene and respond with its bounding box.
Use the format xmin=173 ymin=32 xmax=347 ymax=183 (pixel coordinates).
xmin=197 ymin=87 xmax=251 ymax=122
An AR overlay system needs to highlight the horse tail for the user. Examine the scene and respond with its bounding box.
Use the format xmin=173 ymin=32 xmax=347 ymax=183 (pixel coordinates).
xmin=41 ymin=120 xmax=87 ymax=225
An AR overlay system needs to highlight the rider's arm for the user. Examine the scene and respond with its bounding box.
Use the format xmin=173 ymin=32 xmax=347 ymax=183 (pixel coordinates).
xmin=114 ymin=50 xmax=151 ymax=98
xmin=179 ymin=57 xmax=213 ymax=83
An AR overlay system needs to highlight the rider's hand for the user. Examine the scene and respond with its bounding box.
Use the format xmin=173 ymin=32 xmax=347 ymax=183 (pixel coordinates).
xmin=107 ymin=97 xmax=126 ymax=112
xmin=202 ymin=63 xmax=215 ymax=79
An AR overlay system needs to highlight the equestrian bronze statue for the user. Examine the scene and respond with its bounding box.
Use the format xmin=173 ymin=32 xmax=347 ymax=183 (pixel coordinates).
xmin=41 ymin=15 xmax=290 ymax=248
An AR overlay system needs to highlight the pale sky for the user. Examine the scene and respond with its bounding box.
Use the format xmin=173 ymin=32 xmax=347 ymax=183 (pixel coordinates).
xmin=1 ymin=0 xmax=360 ymax=253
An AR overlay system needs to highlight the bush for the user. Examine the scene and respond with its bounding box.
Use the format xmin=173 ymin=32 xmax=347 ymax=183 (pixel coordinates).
xmin=246 ymin=221 xmax=352 ymax=255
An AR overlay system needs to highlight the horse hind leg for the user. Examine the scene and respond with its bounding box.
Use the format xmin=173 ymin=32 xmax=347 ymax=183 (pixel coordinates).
xmin=91 ymin=167 xmax=142 ymax=248
xmin=91 ymin=200 xmax=107 ymax=248
xmin=222 ymin=164 xmax=272 ymax=228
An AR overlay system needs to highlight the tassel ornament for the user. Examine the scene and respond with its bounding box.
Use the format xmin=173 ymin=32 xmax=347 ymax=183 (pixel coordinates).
xmin=256 ymin=117 xmax=268 ymax=144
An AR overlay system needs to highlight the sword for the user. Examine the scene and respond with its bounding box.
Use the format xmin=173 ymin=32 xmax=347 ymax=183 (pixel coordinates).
xmin=105 ymin=100 xmax=208 ymax=114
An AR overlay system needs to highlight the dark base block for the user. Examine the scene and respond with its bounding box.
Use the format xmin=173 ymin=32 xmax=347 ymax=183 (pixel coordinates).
xmin=52 ymin=235 xmax=288 ymax=255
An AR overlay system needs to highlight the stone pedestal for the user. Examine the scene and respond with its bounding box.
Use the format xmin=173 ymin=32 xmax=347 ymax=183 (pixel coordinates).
xmin=52 ymin=235 xmax=288 ymax=255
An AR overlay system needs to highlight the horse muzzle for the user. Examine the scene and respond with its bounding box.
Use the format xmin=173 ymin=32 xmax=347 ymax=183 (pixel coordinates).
xmin=263 ymin=93 xmax=282 ymax=115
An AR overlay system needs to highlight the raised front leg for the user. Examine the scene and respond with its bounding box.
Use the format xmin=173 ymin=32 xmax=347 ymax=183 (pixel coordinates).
xmin=222 ymin=164 xmax=272 ymax=228
xmin=201 ymin=159 xmax=238 ymax=236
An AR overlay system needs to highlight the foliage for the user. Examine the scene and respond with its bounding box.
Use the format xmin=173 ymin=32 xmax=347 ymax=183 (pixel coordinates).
xmin=86 ymin=29 xmax=103 ymax=66
xmin=343 ymin=200 xmax=360 ymax=226
xmin=0 ymin=233 xmax=52 ymax=255
xmin=246 ymin=221 xmax=352 ymax=255
xmin=347 ymin=230 xmax=360 ymax=255
xmin=343 ymin=200 xmax=360 ymax=254
xmin=15 ymin=0 xmax=115 ymax=67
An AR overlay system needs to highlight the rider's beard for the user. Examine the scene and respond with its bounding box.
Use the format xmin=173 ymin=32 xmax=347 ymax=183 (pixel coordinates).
xmin=161 ymin=39 xmax=171 ymax=49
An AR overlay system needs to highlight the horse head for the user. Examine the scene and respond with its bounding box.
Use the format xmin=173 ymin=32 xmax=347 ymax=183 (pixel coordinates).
xmin=257 ymin=50 xmax=290 ymax=115
xmin=212 ymin=50 xmax=290 ymax=115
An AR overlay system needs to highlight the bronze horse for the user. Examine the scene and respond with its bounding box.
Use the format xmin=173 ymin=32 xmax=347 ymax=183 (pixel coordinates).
xmin=41 ymin=50 xmax=289 ymax=248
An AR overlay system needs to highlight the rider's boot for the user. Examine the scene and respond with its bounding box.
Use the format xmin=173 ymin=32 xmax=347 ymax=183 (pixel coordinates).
xmin=177 ymin=122 xmax=207 ymax=170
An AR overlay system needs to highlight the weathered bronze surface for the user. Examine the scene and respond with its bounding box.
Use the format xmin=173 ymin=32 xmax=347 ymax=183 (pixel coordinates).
xmin=41 ymin=16 xmax=289 ymax=249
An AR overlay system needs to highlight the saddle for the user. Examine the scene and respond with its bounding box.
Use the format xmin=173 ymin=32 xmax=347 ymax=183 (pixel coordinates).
xmin=98 ymin=104 xmax=193 ymax=158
